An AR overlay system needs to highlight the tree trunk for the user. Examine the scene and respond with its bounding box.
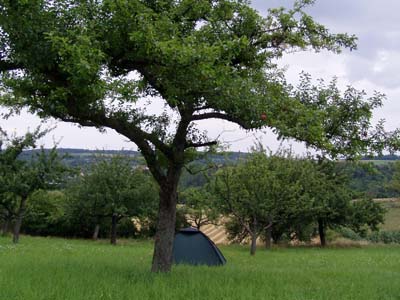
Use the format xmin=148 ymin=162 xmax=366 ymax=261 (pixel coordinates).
xmin=265 ymin=225 xmax=272 ymax=249
xmin=318 ymin=218 xmax=326 ymax=247
xmin=250 ymin=218 xmax=258 ymax=256
xmin=265 ymin=216 xmax=272 ymax=249
xmin=110 ymin=214 xmax=117 ymax=245
xmin=151 ymin=172 xmax=180 ymax=273
xmin=92 ymin=224 xmax=100 ymax=241
xmin=250 ymin=232 xmax=257 ymax=256
xmin=13 ymin=197 xmax=27 ymax=244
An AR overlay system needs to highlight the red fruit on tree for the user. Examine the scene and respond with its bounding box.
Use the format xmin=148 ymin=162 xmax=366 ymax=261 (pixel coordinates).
xmin=261 ymin=113 xmax=267 ymax=120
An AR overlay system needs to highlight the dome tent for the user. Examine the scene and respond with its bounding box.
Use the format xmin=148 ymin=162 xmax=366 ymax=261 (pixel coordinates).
xmin=173 ymin=227 xmax=227 ymax=266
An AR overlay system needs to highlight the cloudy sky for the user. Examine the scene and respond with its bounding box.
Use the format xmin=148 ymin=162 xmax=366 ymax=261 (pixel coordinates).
xmin=1 ymin=0 xmax=400 ymax=153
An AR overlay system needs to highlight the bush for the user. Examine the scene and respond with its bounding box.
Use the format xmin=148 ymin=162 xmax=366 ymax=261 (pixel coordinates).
xmin=23 ymin=190 xmax=69 ymax=237
xmin=367 ymin=231 xmax=400 ymax=244
xmin=336 ymin=227 xmax=363 ymax=241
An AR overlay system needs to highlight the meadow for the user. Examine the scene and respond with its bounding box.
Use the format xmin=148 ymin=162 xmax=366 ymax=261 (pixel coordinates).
xmin=0 ymin=236 xmax=399 ymax=300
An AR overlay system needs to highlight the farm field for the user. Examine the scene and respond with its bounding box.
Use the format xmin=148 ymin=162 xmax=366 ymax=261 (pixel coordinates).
xmin=379 ymin=199 xmax=400 ymax=231
xmin=0 ymin=236 xmax=399 ymax=300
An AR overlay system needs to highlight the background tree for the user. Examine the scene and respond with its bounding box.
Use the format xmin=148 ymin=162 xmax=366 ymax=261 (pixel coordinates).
xmin=298 ymin=160 xmax=385 ymax=246
xmin=23 ymin=190 xmax=68 ymax=237
xmin=349 ymin=198 xmax=386 ymax=237
xmin=1 ymin=0 xmax=399 ymax=271
xmin=213 ymin=152 xmax=276 ymax=255
xmin=0 ymin=128 xmax=68 ymax=243
xmin=180 ymin=186 xmax=218 ymax=230
xmin=66 ymin=156 xmax=158 ymax=244
xmin=0 ymin=193 xmax=15 ymax=236
xmin=213 ymin=149 xmax=314 ymax=254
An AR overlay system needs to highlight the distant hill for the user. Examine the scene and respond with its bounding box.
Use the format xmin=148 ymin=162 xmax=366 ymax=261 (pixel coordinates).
xmin=19 ymin=148 xmax=142 ymax=168
xmin=19 ymin=148 xmax=400 ymax=198
xmin=19 ymin=148 xmax=249 ymax=168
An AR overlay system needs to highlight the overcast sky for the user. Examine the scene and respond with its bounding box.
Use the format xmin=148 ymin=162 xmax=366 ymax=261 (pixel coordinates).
xmin=1 ymin=0 xmax=400 ymax=153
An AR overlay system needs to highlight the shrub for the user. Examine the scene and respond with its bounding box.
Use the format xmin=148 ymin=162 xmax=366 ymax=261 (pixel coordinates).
xmin=336 ymin=227 xmax=363 ymax=241
xmin=367 ymin=231 xmax=400 ymax=244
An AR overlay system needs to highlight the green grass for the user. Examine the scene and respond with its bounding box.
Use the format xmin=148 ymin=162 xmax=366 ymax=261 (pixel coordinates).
xmin=1 ymin=237 xmax=399 ymax=300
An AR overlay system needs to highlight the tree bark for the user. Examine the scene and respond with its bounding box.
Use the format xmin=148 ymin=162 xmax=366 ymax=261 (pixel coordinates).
xmin=318 ymin=218 xmax=326 ymax=247
xmin=250 ymin=218 xmax=258 ymax=256
xmin=250 ymin=232 xmax=258 ymax=255
xmin=110 ymin=214 xmax=117 ymax=245
xmin=151 ymin=171 xmax=180 ymax=273
xmin=92 ymin=224 xmax=100 ymax=241
xmin=13 ymin=197 xmax=27 ymax=244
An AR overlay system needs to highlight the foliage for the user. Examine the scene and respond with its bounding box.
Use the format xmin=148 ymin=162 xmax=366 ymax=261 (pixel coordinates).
xmin=335 ymin=227 xmax=363 ymax=241
xmin=0 ymin=127 xmax=69 ymax=241
xmin=345 ymin=161 xmax=397 ymax=198
xmin=367 ymin=231 xmax=400 ymax=244
xmin=337 ymin=227 xmax=400 ymax=244
xmin=22 ymin=190 xmax=68 ymax=236
xmin=349 ymin=199 xmax=386 ymax=236
xmin=213 ymin=150 xmax=386 ymax=248
xmin=179 ymin=186 xmax=218 ymax=230
xmin=65 ymin=155 xmax=159 ymax=241
xmin=387 ymin=161 xmax=400 ymax=195
xmin=212 ymin=148 xmax=312 ymax=252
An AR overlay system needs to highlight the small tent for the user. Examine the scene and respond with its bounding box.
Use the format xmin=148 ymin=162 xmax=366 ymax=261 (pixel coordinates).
xmin=173 ymin=227 xmax=227 ymax=266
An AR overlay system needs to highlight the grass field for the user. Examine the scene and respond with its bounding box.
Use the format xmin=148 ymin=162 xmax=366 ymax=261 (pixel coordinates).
xmin=0 ymin=236 xmax=399 ymax=300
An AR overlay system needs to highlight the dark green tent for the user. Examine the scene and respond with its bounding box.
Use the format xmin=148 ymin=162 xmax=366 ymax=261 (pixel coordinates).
xmin=173 ymin=227 xmax=227 ymax=266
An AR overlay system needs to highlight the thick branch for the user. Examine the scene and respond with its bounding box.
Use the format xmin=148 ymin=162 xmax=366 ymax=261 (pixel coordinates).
xmin=171 ymin=105 xmax=194 ymax=163
xmin=185 ymin=140 xmax=217 ymax=149
xmin=0 ymin=60 xmax=23 ymax=71
xmin=191 ymin=112 xmax=251 ymax=130
xmin=56 ymin=111 xmax=170 ymax=184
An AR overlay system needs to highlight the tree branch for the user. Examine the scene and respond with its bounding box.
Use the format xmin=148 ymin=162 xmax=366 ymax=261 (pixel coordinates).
xmin=0 ymin=60 xmax=23 ymax=72
xmin=191 ymin=112 xmax=251 ymax=130
xmin=55 ymin=110 xmax=170 ymax=185
xmin=185 ymin=140 xmax=217 ymax=149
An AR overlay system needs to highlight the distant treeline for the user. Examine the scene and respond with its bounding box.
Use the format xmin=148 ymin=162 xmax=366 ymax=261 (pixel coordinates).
xmin=361 ymin=155 xmax=400 ymax=161
xmin=20 ymin=149 xmax=400 ymax=198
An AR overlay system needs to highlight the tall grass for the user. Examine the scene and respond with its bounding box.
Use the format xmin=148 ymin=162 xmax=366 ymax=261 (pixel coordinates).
xmin=0 ymin=236 xmax=399 ymax=300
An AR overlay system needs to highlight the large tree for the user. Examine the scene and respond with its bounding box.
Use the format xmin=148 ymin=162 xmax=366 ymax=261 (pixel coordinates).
xmin=0 ymin=0 xmax=398 ymax=271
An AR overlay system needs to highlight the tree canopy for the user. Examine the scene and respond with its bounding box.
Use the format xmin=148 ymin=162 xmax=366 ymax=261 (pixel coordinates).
xmin=66 ymin=155 xmax=159 ymax=244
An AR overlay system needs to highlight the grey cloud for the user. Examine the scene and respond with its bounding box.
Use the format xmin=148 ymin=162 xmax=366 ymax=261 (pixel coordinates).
xmin=250 ymin=0 xmax=400 ymax=90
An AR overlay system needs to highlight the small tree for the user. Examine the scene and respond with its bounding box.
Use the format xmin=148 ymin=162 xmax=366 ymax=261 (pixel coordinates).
xmin=213 ymin=149 xmax=313 ymax=254
xmin=0 ymin=128 xmax=68 ymax=243
xmin=67 ymin=155 xmax=158 ymax=244
xmin=23 ymin=190 xmax=67 ymax=237
xmin=299 ymin=160 xmax=385 ymax=246
xmin=180 ymin=186 xmax=218 ymax=230
xmin=349 ymin=198 xmax=385 ymax=237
